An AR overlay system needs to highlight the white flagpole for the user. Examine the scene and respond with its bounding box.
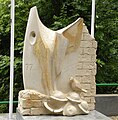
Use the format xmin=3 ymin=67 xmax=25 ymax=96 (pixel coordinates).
xmin=91 ymin=0 xmax=95 ymax=38
xmin=9 ymin=0 xmax=15 ymax=119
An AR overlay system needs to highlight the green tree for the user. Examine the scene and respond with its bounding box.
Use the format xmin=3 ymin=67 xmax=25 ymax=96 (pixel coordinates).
xmin=95 ymin=0 xmax=118 ymax=93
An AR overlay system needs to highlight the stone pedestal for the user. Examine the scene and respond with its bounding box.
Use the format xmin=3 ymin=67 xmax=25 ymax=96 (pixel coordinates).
xmin=16 ymin=109 xmax=111 ymax=120
xmin=95 ymin=94 xmax=118 ymax=116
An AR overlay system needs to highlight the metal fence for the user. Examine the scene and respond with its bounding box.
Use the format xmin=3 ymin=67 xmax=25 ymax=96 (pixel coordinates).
xmin=0 ymin=83 xmax=118 ymax=105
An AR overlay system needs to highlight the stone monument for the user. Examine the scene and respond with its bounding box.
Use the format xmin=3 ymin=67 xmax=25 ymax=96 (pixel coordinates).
xmin=18 ymin=6 xmax=97 ymax=116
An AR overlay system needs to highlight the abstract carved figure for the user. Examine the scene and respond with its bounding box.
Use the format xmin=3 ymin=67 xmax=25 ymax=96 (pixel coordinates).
xmin=23 ymin=6 xmax=83 ymax=96
xmin=18 ymin=6 xmax=97 ymax=116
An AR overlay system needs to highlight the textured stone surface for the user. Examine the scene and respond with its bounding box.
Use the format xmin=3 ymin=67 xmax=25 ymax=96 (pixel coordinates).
xmin=95 ymin=95 xmax=118 ymax=116
xmin=76 ymin=25 xmax=97 ymax=110
xmin=110 ymin=116 xmax=118 ymax=120
xmin=16 ymin=110 xmax=112 ymax=120
xmin=31 ymin=107 xmax=51 ymax=115
xmin=18 ymin=90 xmax=50 ymax=115
xmin=0 ymin=114 xmax=16 ymax=120
xmin=0 ymin=113 xmax=115 ymax=120
xmin=18 ymin=89 xmax=91 ymax=116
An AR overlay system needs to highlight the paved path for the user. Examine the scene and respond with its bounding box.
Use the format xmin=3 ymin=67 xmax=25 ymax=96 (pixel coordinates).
xmin=0 ymin=114 xmax=16 ymax=120
xmin=0 ymin=113 xmax=116 ymax=120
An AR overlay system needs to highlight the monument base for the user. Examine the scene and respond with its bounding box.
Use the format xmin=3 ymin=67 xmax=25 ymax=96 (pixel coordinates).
xmin=16 ymin=108 xmax=111 ymax=120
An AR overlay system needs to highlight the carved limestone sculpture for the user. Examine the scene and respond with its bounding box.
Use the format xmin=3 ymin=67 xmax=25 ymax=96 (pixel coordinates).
xmin=18 ymin=6 xmax=97 ymax=116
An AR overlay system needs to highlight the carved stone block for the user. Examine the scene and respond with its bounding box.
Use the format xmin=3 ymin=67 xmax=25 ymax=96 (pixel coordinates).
xmin=18 ymin=6 xmax=97 ymax=116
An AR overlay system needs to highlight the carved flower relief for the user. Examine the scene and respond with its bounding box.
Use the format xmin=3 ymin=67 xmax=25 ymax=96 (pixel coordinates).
xmin=63 ymin=100 xmax=89 ymax=116
xmin=63 ymin=92 xmax=89 ymax=116
xmin=43 ymin=90 xmax=89 ymax=116
xmin=43 ymin=90 xmax=67 ymax=113
xmin=63 ymin=102 xmax=79 ymax=116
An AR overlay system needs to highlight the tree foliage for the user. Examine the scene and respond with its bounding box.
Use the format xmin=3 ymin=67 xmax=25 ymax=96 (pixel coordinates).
xmin=95 ymin=0 xmax=118 ymax=93
xmin=0 ymin=0 xmax=118 ymax=112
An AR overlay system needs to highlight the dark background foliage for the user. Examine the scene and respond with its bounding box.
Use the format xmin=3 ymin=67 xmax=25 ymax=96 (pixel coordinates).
xmin=0 ymin=0 xmax=118 ymax=112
